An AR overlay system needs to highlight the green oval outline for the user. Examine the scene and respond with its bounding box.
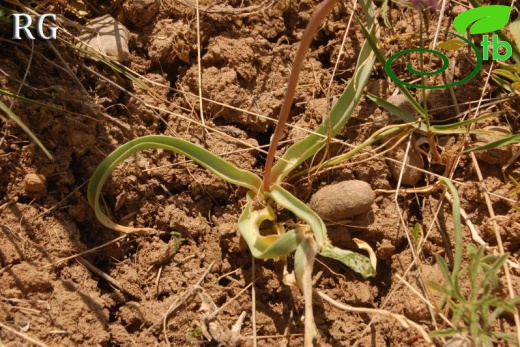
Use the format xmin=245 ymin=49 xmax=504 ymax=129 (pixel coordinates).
xmin=384 ymin=31 xmax=483 ymax=89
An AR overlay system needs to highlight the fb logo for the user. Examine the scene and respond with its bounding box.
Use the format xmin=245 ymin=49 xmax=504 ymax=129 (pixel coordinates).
xmin=385 ymin=5 xmax=513 ymax=89
xmin=11 ymin=13 xmax=58 ymax=40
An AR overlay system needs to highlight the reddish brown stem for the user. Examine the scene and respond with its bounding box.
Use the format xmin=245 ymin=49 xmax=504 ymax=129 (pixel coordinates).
xmin=262 ymin=0 xmax=338 ymax=192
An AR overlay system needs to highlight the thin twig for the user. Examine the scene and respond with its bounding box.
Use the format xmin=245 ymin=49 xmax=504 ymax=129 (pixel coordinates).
xmin=317 ymin=290 xmax=434 ymax=345
xmin=147 ymin=261 xmax=215 ymax=332
xmin=209 ymin=282 xmax=253 ymax=318
xmin=77 ymin=257 xmax=140 ymax=299
xmin=0 ymin=321 xmax=49 ymax=347
xmin=46 ymin=234 xmax=128 ymax=268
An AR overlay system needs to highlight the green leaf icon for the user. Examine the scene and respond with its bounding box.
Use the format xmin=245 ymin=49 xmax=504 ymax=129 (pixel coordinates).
xmin=437 ymin=39 xmax=465 ymax=50
xmin=453 ymin=5 xmax=512 ymax=35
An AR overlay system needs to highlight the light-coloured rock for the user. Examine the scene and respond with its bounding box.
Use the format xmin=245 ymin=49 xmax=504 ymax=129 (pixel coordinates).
xmin=474 ymin=126 xmax=513 ymax=165
xmin=78 ymin=15 xmax=131 ymax=62
xmin=309 ymin=180 xmax=375 ymax=221
xmin=24 ymin=173 xmax=46 ymax=193
xmin=386 ymin=138 xmax=424 ymax=186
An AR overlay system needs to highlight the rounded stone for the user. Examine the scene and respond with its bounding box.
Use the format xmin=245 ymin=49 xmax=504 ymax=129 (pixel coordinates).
xmin=24 ymin=173 xmax=47 ymax=193
xmin=386 ymin=138 xmax=424 ymax=186
xmin=309 ymin=180 xmax=375 ymax=221
xmin=78 ymin=15 xmax=131 ymax=62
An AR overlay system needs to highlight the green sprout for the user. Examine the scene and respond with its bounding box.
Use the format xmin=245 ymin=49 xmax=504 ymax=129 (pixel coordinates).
xmin=427 ymin=180 xmax=520 ymax=346
xmin=429 ymin=244 xmax=520 ymax=346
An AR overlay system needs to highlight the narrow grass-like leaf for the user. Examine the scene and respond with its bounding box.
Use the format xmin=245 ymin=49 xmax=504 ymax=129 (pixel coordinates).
xmin=270 ymin=0 xmax=377 ymax=184
xmin=495 ymin=61 xmax=520 ymax=74
xmin=441 ymin=179 xmax=463 ymax=279
xmin=366 ymin=92 xmax=496 ymax=135
xmin=291 ymin=125 xmax=403 ymax=180
xmin=495 ymin=332 xmax=519 ymax=344
xmin=492 ymin=69 xmax=520 ymax=82
xmin=491 ymin=75 xmax=514 ymax=92
xmin=411 ymin=222 xmax=422 ymax=251
xmin=0 ymin=89 xmax=65 ymax=112
xmin=0 ymin=98 xmax=53 ymax=159
xmin=427 ymin=280 xmax=452 ymax=296
xmin=464 ymin=134 xmax=520 ymax=153
xmin=355 ymin=14 xmax=426 ymax=118
xmin=434 ymin=254 xmax=456 ymax=292
xmin=468 ymin=245 xmax=483 ymax=286
xmin=430 ymin=328 xmax=460 ymax=338
xmin=88 ymin=135 xmax=262 ymax=233
xmin=479 ymin=253 xmax=508 ymax=289
xmin=268 ymin=185 xmax=328 ymax=248
xmin=365 ymin=92 xmax=417 ymax=123
xmin=431 ymin=113 xmax=501 ymax=131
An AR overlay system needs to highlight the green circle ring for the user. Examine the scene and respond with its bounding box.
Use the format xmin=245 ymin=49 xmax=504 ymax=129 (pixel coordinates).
xmin=384 ymin=31 xmax=483 ymax=89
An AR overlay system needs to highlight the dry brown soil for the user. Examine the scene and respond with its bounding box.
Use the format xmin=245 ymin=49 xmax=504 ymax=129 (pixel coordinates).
xmin=0 ymin=0 xmax=519 ymax=346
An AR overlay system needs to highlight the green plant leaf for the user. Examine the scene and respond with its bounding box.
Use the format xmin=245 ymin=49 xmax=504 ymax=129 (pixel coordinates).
xmin=410 ymin=223 xmax=422 ymax=250
xmin=366 ymin=92 xmax=496 ymax=135
xmin=464 ymin=134 xmax=520 ymax=153
xmin=437 ymin=39 xmax=465 ymax=50
xmin=430 ymin=328 xmax=459 ymax=338
xmin=491 ymin=74 xmax=514 ymax=92
xmin=87 ymin=135 xmax=262 ymax=233
xmin=441 ymin=179 xmax=463 ymax=279
xmin=492 ymin=69 xmax=520 ymax=82
xmin=434 ymin=254 xmax=456 ymax=290
xmin=430 ymin=112 xmax=501 ymax=132
xmin=365 ymin=92 xmax=417 ymax=123
xmin=270 ymin=6 xmax=377 ymax=184
xmin=266 ymin=185 xmax=375 ymax=278
xmin=268 ymin=185 xmax=328 ymax=248
xmin=0 ymin=99 xmax=53 ymax=160
xmin=495 ymin=61 xmax=520 ymax=74
xmin=479 ymin=253 xmax=508 ymax=288
xmin=237 ymin=196 xmax=302 ymax=259
xmin=320 ymin=244 xmax=376 ymax=279
xmin=427 ymin=280 xmax=452 ymax=296
xmin=453 ymin=5 xmax=512 ymax=35
xmin=494 ymin=332 xmax=519 ymax=344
